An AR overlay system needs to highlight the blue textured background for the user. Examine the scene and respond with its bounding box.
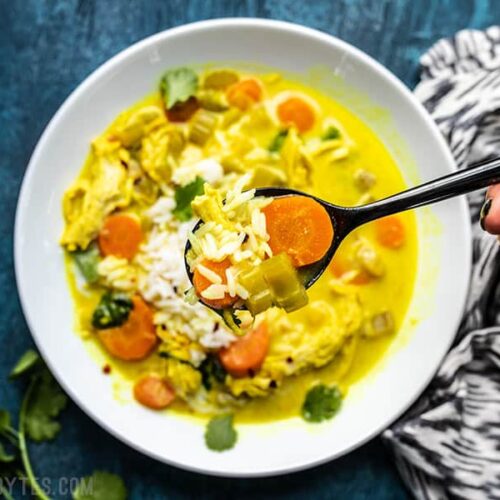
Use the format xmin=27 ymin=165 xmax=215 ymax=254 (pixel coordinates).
xmin=1 ymin=1 xmax=498 ymax=498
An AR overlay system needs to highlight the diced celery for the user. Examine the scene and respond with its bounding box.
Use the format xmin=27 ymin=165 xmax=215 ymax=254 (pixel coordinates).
xmin=260 ymin=254 xmax=301 ymax=300
xmin=371 ymin=311 xmax=394 ymax=336
xmin=245 ymin=288 xmax=274 ymax=316
xmin=189 ymin=110 xmax=218 ymax=146
xmin=354 ymin=168 xmax=376 ymax=191
xmin=277 ymin=286 xmax=308 ymax=312
xmin=355 ymin=240 xmax=385 ymax=278
xmin=238 ymin=254 xmax=308 ymax=316
xmin=203 ymin=70 xmax=239 ymax=90
xmin=198 ymin=90 xmax=229 ymax=112
xmin=238 ymin=266 xmax=274 ymax=315
xmin=238 ymin=266 xmax=268 ymax=297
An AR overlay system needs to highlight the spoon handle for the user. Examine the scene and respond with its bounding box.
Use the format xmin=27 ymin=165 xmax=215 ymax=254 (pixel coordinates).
xmin=352 ymin=156 xmax=500 ymax=226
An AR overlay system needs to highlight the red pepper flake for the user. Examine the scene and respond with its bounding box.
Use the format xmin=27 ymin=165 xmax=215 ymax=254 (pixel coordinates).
xmin=102 ymin=364 xmax=112 ymax=375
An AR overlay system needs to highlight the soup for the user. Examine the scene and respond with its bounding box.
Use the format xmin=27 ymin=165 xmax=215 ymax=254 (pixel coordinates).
xmin=61 ymin=66 xmax=417 ymax=447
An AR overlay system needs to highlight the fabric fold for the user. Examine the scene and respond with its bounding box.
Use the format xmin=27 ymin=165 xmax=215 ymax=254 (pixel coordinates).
xmin=383 ymin=27 xmax=500 ymax=500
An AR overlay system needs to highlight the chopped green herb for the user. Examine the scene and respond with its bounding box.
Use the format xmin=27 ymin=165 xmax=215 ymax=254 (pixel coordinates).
xmin=184 ymin=287 xmax=199 ymax=305
xmin=205 ymin=414 xmax=237 ymax=452
xmin=172 ymin=176 xmax=205 ymax=221
xmin=222 ymin=309 xmax=244 ymax=336
xmin=3 ymin=350 xmax=122 ymax=500
xmin=92 ymin=292 xmax=133 ymax=330
xmin=1 ymin=350 xmax=69 ymax=500
xmin=321 ymin=126 xmax=341 ymax=141
xmin=24 ymin=370 xmax=68 ymax=442
xmin=9 ymin=349 xmax=40 ymax=378
xmin=268 ymin=129 xmax=288 ymax=152
xmin=72 ymin=244 xmax=100 ymax=284
xmin=72 ymin=470 xmax=127 ymax=500
xmin=302 ymin=384 xmax=342 ymax=423
xmin=157 ymin=351 xmax=192 ymax=366
xmin=160 ymin=67 xmax=199 ymax=110
xmin=199 ymin=355 xmax=226 ymax=391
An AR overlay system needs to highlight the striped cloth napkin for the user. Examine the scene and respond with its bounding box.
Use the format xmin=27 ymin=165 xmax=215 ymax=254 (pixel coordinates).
xmin=383 ymin=27 xmax=500 ymax=500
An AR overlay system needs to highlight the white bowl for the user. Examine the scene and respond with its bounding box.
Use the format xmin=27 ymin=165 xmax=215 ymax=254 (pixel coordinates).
xmin=14 ymin=19 xmax=470 ymax=476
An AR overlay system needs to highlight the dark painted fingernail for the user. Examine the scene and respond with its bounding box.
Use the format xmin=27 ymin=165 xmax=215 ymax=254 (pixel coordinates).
xmin=480 ymin=198 xmax=492 ymax=230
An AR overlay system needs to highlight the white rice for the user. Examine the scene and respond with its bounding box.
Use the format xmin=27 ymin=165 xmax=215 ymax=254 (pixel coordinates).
xmin=201 ymin=284 xmax=227 ymax=300
xmin=225 ymin=267 xmax=237 ymax=298
xmin=172 ymin=158 xmax=224 ymax=186
xmin=136 ymin=197 xmax=236 ymax=355
xmin=189 ymin=348 xmax=206 ymax=367
xmin=98 ymin=256 xmax=137 ymax=291
xmin=189 ymin=174 xmax=272 ymax=279
xmin=145 ymin=194 xmax=176 ymax=225
xmin=196 ymin=263 xmax=223 ymax=284
xmin=235 ymin=284 xmax=249 ymax=300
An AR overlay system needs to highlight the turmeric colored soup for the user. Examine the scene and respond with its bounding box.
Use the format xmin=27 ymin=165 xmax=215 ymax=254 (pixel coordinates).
xmin=64 ymin=69 xmax=417 ymax=423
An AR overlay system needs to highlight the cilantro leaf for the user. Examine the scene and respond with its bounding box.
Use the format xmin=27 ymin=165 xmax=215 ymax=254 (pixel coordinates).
xmin=10 ymin=350 xmax=40 ymax=379
xmin=302 ymin=384 xmax=342 ymax=423
xmin=72 ymin=245 xmax=101 ymax=284
xmin=92 ymin=292 xmax=133 ymax=330
xmin=0 ymin=409 xmax=16 ymax=462
xmin=0 ymin=410 xmax=11 ymax=432
xmin=0 ymin=442 xmax=14 ymax=463
xmin=160 ymin=67 xmax=199 ymax=110
xmin=321 ymin=126 xmax=341 ymax=141
xmin=199 ymin=355 xmax=226 ymax=391
xmin=221 ymin=310 xmax=243 ymax=336
xmin=172 ymin=177 xmax=205 ymax=221
xmin=268 ymin=129 xmax=288 ymax=153
xmin=72 ymin=471 xmax=127 ymax=500
xmin=204 ymin=414 xmax=237 ymax=452
xmin=25 ymin=370 xmax=68 ymax=442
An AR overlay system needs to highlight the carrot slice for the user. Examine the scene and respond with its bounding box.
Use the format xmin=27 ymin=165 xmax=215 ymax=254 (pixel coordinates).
xmin=98 ymin=295 xmax=157 ymax=361
xmin=219 ymin=322 xmax=269 ymax=377
xmin=226 ymin=79 xmax=262 ymax=110
xmin=263 ymin=196 xmax=334 ymax=267
xmin=277 ymin=97 xmax=315 ymax=133
xmin=193 ymin=258 xmax=238 ymax=309
xmin=134 ymin=375 xmax=175 ymax=410
xmin=375 ymin=216 xmax=406 ymax=249
xmin=98 ymin=213 xmax=143 ymax=260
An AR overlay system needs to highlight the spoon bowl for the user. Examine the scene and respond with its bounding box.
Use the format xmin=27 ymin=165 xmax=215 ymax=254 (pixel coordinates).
xmin=249 ymin=187 xmax=357 ymax=289
xmin=185 ymin=156 xmax=500 ymax=309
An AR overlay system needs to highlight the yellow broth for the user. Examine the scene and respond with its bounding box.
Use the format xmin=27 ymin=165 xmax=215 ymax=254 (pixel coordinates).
xmin=65 ymin=69 xmax=417 ymax=423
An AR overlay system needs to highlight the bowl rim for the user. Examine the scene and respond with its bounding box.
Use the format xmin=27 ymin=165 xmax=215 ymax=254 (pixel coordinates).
xmin=14 ymin=17 xmax=471 ymax=477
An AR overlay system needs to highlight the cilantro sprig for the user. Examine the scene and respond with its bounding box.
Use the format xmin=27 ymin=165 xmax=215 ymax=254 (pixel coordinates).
xmin=92 ymin=292 xmax=133 ymax=330
xmin=73 ymin=470 xmax=126 ymax=500
xmin=199 ymin=355 xmax=226 ymax=391
xmin=172 ymin=177 xmax=205 ymax=221
xmin=268 ymin=129 xmax=289 ymax=153
xmin=160 ymin=67 xmax=199 ymax=110
xmin=204 ymin=414 xmax=237 ymax=452
xmin=0 ymin=350 xmax=127 ymax=499
xmin=301 ymin=384 xmax=343 ymax=423
xmin=321 ymin=126 xmax=341 ymax=141
xmin=9 ymin=349 xmax=40 ymax=379
xmin=72 ymin=245 xmax=101 ymax=284
xmin=0 ymin=350 xmax=67 ymax=499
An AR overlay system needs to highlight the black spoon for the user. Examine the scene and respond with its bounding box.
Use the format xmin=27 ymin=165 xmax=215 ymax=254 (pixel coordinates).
xmin=185 ymin=156 xmax=500 ymax=308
